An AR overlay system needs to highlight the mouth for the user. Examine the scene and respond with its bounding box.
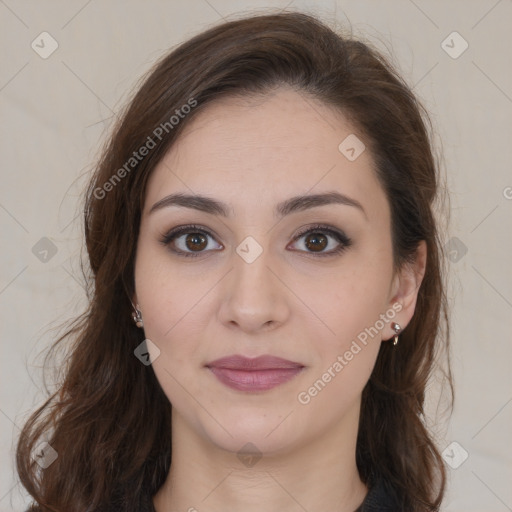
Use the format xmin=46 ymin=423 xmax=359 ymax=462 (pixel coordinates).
xmin=205 ymin=355 xmax=305 ymax=392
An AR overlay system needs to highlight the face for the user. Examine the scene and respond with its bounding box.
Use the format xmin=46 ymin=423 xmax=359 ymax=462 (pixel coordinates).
xmin=133 ymin=87 xmax=406 ymax=457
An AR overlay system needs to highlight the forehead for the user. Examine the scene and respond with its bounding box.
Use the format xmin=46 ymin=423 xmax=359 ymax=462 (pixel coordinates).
xmin=144 ymin=88 xmax=388 ymax=222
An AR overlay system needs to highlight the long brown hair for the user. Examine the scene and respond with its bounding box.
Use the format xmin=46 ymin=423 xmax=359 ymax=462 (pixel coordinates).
xmin=16 ymin=11 xmax=452 ymax=511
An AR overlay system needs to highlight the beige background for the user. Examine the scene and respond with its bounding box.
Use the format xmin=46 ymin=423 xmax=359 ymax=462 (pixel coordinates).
xmin=1 ymin=1 xmax=511 ymax=510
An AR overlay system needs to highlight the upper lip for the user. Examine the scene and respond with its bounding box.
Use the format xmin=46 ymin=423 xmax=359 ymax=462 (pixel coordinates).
xmin=205 ymin=355 xmax=304 ymax=371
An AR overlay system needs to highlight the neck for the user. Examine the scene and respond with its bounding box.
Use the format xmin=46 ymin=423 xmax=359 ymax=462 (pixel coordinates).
xmin=153 ymin=402 xmax=368 ymax=512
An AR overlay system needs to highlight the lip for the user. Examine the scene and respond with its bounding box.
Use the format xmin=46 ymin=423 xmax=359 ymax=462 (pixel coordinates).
xmin=205 ymin=355 xmax=305 ymax=392
xmin=206 ymin=355 xmax=304 ymax=371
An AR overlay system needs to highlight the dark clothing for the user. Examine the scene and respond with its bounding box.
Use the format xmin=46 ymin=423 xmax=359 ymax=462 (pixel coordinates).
xmin=26 ymin=478 xmax=401 ymax=511
xmin=141 ymin=478 xmax=401 ymax=512
xmin=355 ymin=478 xmax=402 ymax=511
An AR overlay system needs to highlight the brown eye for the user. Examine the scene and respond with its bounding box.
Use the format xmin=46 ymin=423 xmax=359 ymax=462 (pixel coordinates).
xmin=289 ymin=224 xmax=352 ymax=257
xmin=304 ymin=232 xmax=328 ymax=252
xmin=184 ymin=233 xmax=208 ymax=252
xmin=161 ymin=225 xmax=223 ymax=258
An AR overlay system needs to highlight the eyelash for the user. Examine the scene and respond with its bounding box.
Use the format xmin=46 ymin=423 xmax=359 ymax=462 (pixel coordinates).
xmin=159 ymin=223 xmax=352 ymax=259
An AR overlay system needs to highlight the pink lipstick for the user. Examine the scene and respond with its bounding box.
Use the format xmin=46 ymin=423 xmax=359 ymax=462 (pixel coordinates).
xmin=205 ymin=355 xmax=304 ymax=392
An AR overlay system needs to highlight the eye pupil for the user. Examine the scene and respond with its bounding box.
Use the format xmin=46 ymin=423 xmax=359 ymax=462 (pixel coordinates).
xmin=305 ymin=233 xmax=327 ymax=252
xmin=186 ymin=233 xmax=207 ymax=251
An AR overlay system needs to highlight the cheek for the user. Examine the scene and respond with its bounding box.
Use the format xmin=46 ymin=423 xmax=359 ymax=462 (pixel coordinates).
xmin=316 ymin=290 xmax=384 ymax=382
xmin=138 ymin=280 xmax=209 ymax=411
xmin=316 ymin=264 xmax=393 ymax=346
xmin=138 ymin=282 xmax=207 ymax=364
xmin=305 ymin=266 xmax=392 ymax=404
xmin=296 ymin=346 xmax=377 ymax=422
xmin=295 ymin=272 xmax=388 ymax=411
xmin=134 ymin=243 xmax=203 ymax=363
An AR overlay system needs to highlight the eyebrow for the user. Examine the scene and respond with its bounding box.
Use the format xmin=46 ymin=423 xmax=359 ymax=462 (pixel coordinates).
xmin=149 ymin=191 xmax=367 ymax=220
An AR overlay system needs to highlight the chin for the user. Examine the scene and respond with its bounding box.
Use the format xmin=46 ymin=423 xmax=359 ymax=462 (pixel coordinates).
xmin=199 ymin=414 xmax=302 ymax=458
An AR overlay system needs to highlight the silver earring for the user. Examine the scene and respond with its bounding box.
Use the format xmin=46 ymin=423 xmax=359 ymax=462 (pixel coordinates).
xmin=130 ymin=300 xmax=144 ymax=328
xmin=391 ymin=322 xmax=401 ymax=346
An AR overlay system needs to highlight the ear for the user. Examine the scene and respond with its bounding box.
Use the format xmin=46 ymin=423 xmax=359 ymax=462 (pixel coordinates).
xmin=385 ymin=240 xmax=427 ymax=341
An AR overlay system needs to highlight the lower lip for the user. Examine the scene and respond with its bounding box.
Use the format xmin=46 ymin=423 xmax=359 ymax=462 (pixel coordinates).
xmin=207 ymin=367 xmax=304 ymax=392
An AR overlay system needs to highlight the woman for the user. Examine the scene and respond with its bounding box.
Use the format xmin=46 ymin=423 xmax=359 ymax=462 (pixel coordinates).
xmin=16 ymin=11 xmax=452 ymax=512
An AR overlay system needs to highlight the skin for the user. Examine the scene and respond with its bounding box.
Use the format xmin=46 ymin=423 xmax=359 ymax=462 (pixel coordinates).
xmin=133 ymin=87 xmax=426 ymax=512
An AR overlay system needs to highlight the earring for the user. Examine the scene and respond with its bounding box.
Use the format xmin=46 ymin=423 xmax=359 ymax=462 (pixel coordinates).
xmin=391 ymin=322 xmax=401 ymax=346
xmin=130 ymin=301 xmax=144 ymax=328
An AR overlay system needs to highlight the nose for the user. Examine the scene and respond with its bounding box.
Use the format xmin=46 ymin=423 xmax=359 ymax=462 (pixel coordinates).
xmin=217 ymin=245 xmax=290 ymax=334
